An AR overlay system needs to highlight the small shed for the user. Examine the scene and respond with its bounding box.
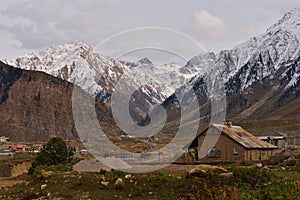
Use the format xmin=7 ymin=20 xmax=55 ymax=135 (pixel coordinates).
xmin=287 ymin=135 xmax=300 ymax=146
xmin=190 ymin=122 xmax=277 ymax=163
xmin=256 ymin=130 xmax=287 ymax=149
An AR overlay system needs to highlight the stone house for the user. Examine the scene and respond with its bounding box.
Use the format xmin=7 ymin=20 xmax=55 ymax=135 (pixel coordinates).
xmin=189 ymin=122 xmax=277 ymax=163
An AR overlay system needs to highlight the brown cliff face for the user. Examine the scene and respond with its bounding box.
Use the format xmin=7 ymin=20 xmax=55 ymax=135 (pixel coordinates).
xmin=0 ymin=61 xmax=76 ymax=141
xmin=0 ymin=62 xmax=118 ymax=141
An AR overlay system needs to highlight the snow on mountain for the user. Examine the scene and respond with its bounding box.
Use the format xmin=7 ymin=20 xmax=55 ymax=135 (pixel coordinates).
xmin=179 ymin=52 xmax=216 ymax=76
xmin=187 ymin=7 xmax=300 ymax=95
xmin=4 ymin=8 xmax=300 ymax=110
xmin=127 ymin=58 xmax=194 ymax=97
xmin=228 ymin=7 xmax=300 ymax=89
xmin=3 ymin=41 xmax=127 ymax=99
xmin=2 ymin=41 xmax=203 ymax=107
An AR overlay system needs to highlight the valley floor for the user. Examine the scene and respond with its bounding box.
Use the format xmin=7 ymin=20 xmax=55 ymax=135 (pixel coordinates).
xmin=0 ymin=162 xmax=299 ymax=200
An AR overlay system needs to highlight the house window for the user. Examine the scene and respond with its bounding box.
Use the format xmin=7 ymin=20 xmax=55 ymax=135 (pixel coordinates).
xmin=233 ymin=147 xmax=238 ymax=154
xmin=208 ymin=147 xmax=221 ymax=158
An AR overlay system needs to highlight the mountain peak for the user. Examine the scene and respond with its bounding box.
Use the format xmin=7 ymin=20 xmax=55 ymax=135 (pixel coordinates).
xmin=267 ymin=7 xmax=300 ymax=35
xmin=55 ymin=40 xmax=92 ymax=53
xmin=67 ymin=40 xmax=91 ymax=48
xmin=286 ymin=7 xmax=300 ymax=17
xmin=137 ymin=58 xmax=153 ymax=65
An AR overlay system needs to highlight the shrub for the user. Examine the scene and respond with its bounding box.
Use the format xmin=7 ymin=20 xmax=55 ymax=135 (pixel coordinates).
xmin=231 ymin=166 xmax=275 ymax=187
xmin=32 ymin=165 xmax=45 ymax=178
xmin=53 ymin=163 xmax=73 ymax=171
xmin=76 ymin=180 xmax=82 ymax=186
xmin=100 ymin=169 xmax=107 ymax=175
xmin=156 ymin=171 xmax=168 ymax=181
xmin=206 ymin=168 xmax=219 ymax=179
xmin=35 ymin=137 xmax=73 ymax=166
xmin=111 ymin=169 xmax=124 ymax=177
xmin=30 ymin=164 xmax=73 ymax=177
xmin=29 ymin=137 xmax=73 ymax=174
xmin=286 ymin=159 xmax=296 ymax=166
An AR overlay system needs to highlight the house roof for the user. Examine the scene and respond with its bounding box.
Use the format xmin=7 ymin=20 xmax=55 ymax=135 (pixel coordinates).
xmin=13 ymin=144 xmax=24 ymax=149
xmin=211 ymin=124 xmax=277 ymax=149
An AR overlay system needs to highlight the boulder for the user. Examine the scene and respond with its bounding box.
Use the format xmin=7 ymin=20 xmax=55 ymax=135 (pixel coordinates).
xmin=114 ymin=178 xmax=124 ymax=189
xmin=219 ymin=172 xmax=233 ymax=178
xmin=186 ymin=164 xmax=229 ymax=177
xmin=125 ymin=174 xmax=132 ymax=179
xmin=253 ymin=163 xmax=263 ymax=168
xmin=262 ymin=165 xmax=270 ymax=171
xmin=40 ymin=184 xmax=47 ymax=190
xmin=101 ymin=181 xmax=109 ymax=186
xmin=186 ymin=168 xmax=206 ymax=177
xmin=198 ymin=164 xmax=227 ymax=173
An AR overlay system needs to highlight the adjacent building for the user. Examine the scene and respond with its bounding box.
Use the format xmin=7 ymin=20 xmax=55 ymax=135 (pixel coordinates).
xmin=287 ymin=135 xmax=300 ymax=146
xmin=256 ymin=130 xmax=287 ymax=149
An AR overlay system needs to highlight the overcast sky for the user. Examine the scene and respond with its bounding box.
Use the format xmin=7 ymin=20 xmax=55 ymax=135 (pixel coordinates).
xmin=0 ymin=0 xmax=299 ymax=61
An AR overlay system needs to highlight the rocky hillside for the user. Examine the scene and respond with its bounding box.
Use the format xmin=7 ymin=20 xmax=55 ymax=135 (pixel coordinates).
xmin=0 ymin=61 xmax=120 ymax=141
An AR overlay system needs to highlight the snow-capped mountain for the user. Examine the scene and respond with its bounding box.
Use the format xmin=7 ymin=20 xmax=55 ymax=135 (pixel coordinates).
xmin=2 ymin=41 xmax=204 ymax=120
xmin=3 ymin=41 xmax=127 ymax=99
xmin=161 ymin=7 xmax=300 ymax=126
xmin=217 ymin=7 xmax=300 ymax=92
xmin=4 ymin=7 xmax=300 ymax=125
xmin=123 ymin=58 xmax=196 ymax=97
xmin=184 ymin=7 xmax=300 ymax=95
xmin=2 ymin=7 xmax=300 ymax=140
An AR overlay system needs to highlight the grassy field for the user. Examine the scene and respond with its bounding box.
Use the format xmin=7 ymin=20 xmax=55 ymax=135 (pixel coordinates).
xmin=0 ymin=163 xmax=299 ymax=200
xmin=0 ymin=142 xmax=299 ymax=200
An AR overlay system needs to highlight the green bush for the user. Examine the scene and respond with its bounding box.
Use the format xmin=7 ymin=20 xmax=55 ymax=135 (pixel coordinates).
xmin=111 ymin=169 xmax=124 ymax=177
xmin=270 ymin=157 xmax=285 ymax=166
xmin=29 ymin=137 xmax=73 ymax=174
xmin=53 ymin=163 xmax=73 ymax=171
xmin=286 ymin=159 xmax=296 ymax=166
xmin=76 ymin=180 xmax=82 ymax=186
xmin=28 ymin=161 xmax=38 ymax=175
xmin=30 ymin=164 xmax=73 ymax=177
xmin=32 ymin=165 xmax=45 ymax=178
xmin=206 ymin=168 xmax=219 ymax=179
xmin=35 ymin=137 xmax=73 ymax=166
xmin=100 ymin=169 xmax=107 ymax=175
xmin=231 ymin=166 xmax=275 ymax=187
xmin=156 ymin=171 xmax=169 ymax=181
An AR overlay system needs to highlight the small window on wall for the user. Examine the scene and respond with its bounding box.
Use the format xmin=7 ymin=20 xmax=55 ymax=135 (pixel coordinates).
xmin=208 ymin=147 xmax=221 ymax=158
xmin=233 ymin=147 xmax=238 ymax=154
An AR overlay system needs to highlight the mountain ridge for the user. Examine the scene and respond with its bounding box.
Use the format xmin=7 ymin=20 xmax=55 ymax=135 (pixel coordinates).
xmin=1 ymin=8 xmax=300 ymax=140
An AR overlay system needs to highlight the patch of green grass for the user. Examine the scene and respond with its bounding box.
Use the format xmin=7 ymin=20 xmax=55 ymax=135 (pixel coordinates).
xmin=286 ymin=159 xmax=296 ymax=166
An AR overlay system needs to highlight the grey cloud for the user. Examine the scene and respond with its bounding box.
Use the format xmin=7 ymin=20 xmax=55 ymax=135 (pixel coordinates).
xmin=0 ymin=0 xmax=299 ymax=59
